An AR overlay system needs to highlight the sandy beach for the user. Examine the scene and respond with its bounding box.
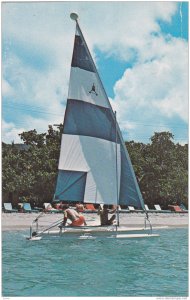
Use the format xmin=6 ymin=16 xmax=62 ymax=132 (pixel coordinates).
xmin=2 ymin=211 xmax=188 ymax=231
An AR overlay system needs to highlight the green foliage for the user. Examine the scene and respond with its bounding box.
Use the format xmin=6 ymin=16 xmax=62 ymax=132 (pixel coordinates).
xmin=126 ymin=132 xmax=188 ymax=208
xmin=2 ymin=125 xmax=63 ymax=206
xmin=2 ymin=129 xmax=188 ymax=208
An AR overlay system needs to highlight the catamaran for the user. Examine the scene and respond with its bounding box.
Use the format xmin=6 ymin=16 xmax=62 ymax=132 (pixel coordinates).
xmin=28 ymin=13 xmax=159 ymax=240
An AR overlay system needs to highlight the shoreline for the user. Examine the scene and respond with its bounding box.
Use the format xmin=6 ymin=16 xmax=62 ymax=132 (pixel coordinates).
xmin=2 ymin=212 xmax=188 ymax=232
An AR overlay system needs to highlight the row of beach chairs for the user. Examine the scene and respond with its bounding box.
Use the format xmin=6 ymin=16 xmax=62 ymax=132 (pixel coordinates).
xmin=126 ymin=204 xmax=188 ymax=213
xmin=140 ymin=204 xmax=187 ymax=213
xmin=2 ymin=202 xmax=188 ymax=213
xmin=3 ymin=202 xmax=43 ymax=213
xmin=2 ymin=202 xmax=98 ymax=213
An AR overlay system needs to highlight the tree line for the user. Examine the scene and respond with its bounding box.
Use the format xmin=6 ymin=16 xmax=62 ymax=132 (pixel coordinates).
xmin=2 ymin=126 xmax=188 ymax=209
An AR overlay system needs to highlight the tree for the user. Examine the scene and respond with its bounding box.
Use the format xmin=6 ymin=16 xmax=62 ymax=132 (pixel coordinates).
xmin=2 ymin=125 xmax=63 ymax=206
xmin=18 ymin=125 xmax=63 ymax=205
xmin=2 ymin=129 xmax=188 ymax=208
xmin=126 ymin=132 xmax=188 ymax=208
xmin=2 ymin=143 xmax=36 ymax=203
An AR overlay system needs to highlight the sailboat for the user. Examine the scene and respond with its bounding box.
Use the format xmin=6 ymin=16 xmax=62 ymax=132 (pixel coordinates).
xmin=28 ymin=13 xmax=159 ymax=240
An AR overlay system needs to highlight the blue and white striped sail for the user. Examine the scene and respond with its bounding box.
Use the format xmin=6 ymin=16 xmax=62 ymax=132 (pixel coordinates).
xmin=54 ymin=20 xmax=145 ymax=209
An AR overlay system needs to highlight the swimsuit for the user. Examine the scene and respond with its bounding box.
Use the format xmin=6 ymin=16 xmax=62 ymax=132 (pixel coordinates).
xmin=71 ymin=215 xmax=85 ymax=226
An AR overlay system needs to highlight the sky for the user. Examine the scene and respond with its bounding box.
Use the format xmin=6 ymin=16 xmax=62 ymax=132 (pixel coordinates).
xmin=2 ymin=1 xmax=189 ymax=145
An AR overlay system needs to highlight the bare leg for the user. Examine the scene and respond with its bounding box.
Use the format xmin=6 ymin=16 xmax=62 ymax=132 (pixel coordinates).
xmin=108 ymin=215 xmax=116 ymax=225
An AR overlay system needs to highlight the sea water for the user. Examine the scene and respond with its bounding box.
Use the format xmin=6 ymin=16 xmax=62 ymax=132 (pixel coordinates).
xmin=2 ymin=227 xmax=188 ymax=297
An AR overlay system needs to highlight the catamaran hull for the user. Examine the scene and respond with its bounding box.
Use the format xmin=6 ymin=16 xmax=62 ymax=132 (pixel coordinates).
xmin=28 ymin=226 xmax=160 ymax=240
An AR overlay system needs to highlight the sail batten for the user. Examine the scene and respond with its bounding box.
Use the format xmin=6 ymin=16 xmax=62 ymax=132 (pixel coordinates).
xmin=54 ymin=19 xmax=145 ymax=209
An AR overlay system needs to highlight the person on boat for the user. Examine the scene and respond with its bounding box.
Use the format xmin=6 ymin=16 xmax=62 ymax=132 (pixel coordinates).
xmin=60 ymin=204 xmax=87 ymax=227
xmin=54 ymin=201 xmax=63 ymax=210
xmin=98 ymin=204 xmax=117 ymax=226
xmin=75 ymin=203 xmax=85 ymax=212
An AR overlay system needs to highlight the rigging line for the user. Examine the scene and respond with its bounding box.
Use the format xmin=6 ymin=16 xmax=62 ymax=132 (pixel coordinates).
xmin=124 ymin=134 xmax=188 ymax=139
xmin=119 ymin=118 xmax=188 ymax=126
xmin=4 ymin=130 xmax=187 ymax=143
xmin=3 ymin=117 xmax=188 ymax=137
xmin=2 ymin=100 xmax=66 ymax=110
xmin=3 ymin=102 xmax=62 ymax=111
xmin=2 ymin=119 xmax=54 ymax=127
xmin=3 ymin=105 xmax=66 ymax=117
xmin=3 ymin=118 xmax=188 ymax=140
xmin=124 ymin=131 xmax=187 ymax=136
xmin=119 ymin=120 xmax=188 ymax=128
xmin=125 ymin=140 xmax=188 ymax=143
xmin=2 ymin=101 xmax=56 ymax=111
xmin=3 ymin=103 xmax=63 ymax=115
xmin=3 ymin=105 xmax=64 ymax=117
xmin=121 ymin=123 xmax=188 ymax=129
xmin=3 ymin=103 xmax=188 ymax=128
xmin=124 ymin=135 xmax=188 ymax=139
xmin=3 ymin=128 xmax=187 ymax=143
xmin=6 ymin=124 xmax=47 ymax=130
xmin=3 ymin=105 xmax=188 ymax=129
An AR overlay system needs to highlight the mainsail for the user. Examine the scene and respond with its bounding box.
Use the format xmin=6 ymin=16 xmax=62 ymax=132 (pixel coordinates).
xmin=54 ymin=17 xmax=145 ymax=209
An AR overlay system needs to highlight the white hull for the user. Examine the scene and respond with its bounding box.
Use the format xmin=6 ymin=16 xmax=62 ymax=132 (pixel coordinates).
xmin=28 ymin=225 xmax=161 ymax=240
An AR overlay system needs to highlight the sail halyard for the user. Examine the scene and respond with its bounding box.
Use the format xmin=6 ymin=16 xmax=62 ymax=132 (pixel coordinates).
xmin=54 ymin=16 xmax=145 ymax=210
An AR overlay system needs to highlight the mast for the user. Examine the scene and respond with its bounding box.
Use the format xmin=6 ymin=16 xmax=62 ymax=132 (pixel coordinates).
xmin=115 ymin=111 xmax=120 ymax=227
xmin=70 ymin=13 xmax=145 ymax=210
xmin=53 ymin=12 xmax=145 ymax=209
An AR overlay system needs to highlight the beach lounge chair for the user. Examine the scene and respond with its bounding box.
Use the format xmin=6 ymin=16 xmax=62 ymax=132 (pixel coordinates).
xmin=180 ymin=203 xmax=188 ymax=212
xmin=154 ymin=204 xmax=162 ymax=211
xmin=3 ymin=203 xmax=18 ymax=213
xmin=84 ymin=203 xmax=97 ymax=212
xmin=144 ymin=204 xmax=157 ymax=213
xmin=43 ymin=203 xmax=61 ymax=213
xmin=173 ymin=205 xmax=183 ymax=212
xmin=127 ymin=206 xmax=143 ymax=213
xmin=168 ymin=205 xmax=187 ymax=213
xmin=23 ymin=203 xmax=39 ymax=213
xmin=116 ymin=205 xmax=130 ymax=213
xmin=128 ymin=205 xmax=143 ymax=213
xmin=128 ymin=206 xmax=135 ymax=211
xmin=154 ymin=204 xmax=171 ymax=213
xmin=84 ymin=203 xmax=98 ymax=213
xmin=85 ymin=203 xmax=96 ymax=211
xmin=84 ymin=204 xmax=97 ymax=213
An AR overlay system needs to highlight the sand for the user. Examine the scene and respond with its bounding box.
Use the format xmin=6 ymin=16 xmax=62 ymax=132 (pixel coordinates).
xmin=2 ymin=211 xmax=188 ymax=231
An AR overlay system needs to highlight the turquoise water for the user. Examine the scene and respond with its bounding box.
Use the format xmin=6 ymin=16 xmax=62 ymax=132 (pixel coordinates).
xmin=2 ymin=228 xmax=188 ymax=297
